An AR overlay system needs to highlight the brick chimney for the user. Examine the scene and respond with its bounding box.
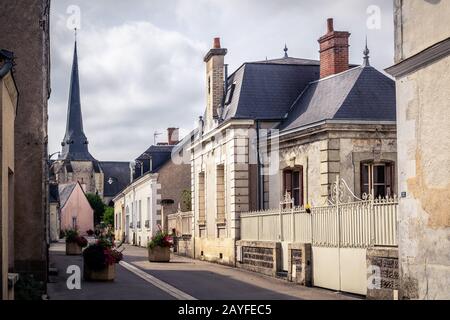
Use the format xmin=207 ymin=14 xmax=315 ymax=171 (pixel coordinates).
xmin=318 ymin=18 xmax=350 ymax=78
xmin=204 ymin=37 xmax=227 ymax=129
xmin=167 ymin=127 xmax=179 ymax=145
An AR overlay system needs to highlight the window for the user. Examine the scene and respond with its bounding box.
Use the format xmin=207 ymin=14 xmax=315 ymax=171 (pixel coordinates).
xmin=72 ymin=217 xmax=77 ymax=229
xmin=283 ymin=167 xmax=304 ymax=206
xmin=198 ymin=172 xmax=206 ymax=223
xmin=361 ymin=162 xmax=394 ymax=198
xmin=216 ymin=165 xmax=225 ymax=222
xmin=225 ymin=83 xmax=236 ymax=105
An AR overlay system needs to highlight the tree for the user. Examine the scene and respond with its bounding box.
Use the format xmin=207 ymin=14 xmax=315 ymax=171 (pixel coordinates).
xmin=86 ymin=193 xmax=105 ymax=225
xmin=103 ymin=206 xmax=114 ymax=227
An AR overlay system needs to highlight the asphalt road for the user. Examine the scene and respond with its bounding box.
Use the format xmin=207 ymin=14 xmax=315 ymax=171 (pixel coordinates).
xmin=47 ymin=242 xmax=357 ymax=300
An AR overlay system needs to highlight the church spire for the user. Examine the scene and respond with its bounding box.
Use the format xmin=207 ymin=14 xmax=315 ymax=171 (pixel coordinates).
xmin=60 ymin=35 xmax=95 ymax=161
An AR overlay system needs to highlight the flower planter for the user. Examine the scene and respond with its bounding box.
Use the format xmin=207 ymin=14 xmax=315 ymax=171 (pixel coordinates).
xmin=84 ymin=263 xmax=116 ymax=281
xmin=148 ymin=246 xmax=170 ymax=262
xmin=66 ymin=242 xmax=82 ymax=255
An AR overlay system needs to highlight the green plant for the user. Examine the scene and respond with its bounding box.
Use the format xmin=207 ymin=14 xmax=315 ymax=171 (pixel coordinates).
xmin=180 ymin=189 xmax=192 ymax=212
xmin=64 ymin=229 xmax=88 ymax=247
xmin=147 ymin=230 xmax=173 ymax=249
xmin=86 ymin=193 xmax=105 ymax=225
xmin=14 ymin=274 xmax=45 ymax=300
xmin=103 ymin=206 xmax=114 ymax=226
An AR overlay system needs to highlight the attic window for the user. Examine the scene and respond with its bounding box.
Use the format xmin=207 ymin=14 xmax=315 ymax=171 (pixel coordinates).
xmin=225 ymin=82 xmax=236 ymax=105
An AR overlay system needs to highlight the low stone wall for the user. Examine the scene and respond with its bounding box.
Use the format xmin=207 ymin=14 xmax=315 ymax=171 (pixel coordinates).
xmin=287 ymin=243 xmax=312 ymax=286
xmin=366 ymin=247 xmax=399 ymax=300
xmin=173 ymin=235 xmax=193 ymax=258
xmin=235 ymin=240 xmax=281 ymax=277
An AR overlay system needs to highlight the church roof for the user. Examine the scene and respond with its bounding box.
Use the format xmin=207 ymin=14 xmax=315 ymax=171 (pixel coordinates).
xmin=59 ymin=41 xmax=96 ymax=161
xmin=99 ymin=161 xmax=132 ymax=198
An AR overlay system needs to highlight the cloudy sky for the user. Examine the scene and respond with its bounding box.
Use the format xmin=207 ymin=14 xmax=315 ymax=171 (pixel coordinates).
xmin=49 ymin=0 xmax=395 ymax=161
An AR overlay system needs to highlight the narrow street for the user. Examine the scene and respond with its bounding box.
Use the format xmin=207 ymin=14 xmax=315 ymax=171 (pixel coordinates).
xmin=47 ymin=242 xmax=358 ymax=300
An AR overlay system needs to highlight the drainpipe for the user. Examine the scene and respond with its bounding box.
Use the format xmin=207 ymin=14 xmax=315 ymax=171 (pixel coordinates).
xmin=256 ymin=120 xmax=262 ymax=210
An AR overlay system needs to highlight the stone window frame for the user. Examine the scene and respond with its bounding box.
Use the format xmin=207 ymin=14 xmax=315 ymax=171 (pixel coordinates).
xmin=281 ymin=165 xmax=304 ymax=207
xmin=352 ymin=152 xmax=397 ymax=198
xmin=215 ymin=164 xmax=226 ymax=226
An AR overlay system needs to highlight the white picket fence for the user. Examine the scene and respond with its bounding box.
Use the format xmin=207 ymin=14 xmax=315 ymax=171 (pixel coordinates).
xmin=240 ymin=182 xmax=398 ymax=248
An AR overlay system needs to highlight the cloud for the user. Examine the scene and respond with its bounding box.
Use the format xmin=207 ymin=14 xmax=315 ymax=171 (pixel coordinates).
xmin=49 ymin=0 xmax=394 ymax=161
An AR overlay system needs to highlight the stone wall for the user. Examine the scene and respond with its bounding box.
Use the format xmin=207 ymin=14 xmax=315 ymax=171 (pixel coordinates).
xmin=236 ymin=240 xmax=280 ymax=277
xmin=0 ymin=0 xmax=51 ymax=283
xmin=287 ymin=243 xmax=312 ymax=287
xmin=366 ymin=247 xmax=399 ymax=300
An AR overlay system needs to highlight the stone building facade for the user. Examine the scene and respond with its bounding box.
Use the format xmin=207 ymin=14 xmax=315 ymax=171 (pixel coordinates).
xmin=114 ymin=130 xmax=190 ymax=246
xmin=0 ymin=50 xmax=18 ymax=300
xmin=190 ymin=19 xmax=396 ymax=267
xmin=386 ymin=0 xmax=450 ymax=300
xmin=0 ymin=0 xmax=51 ymax=285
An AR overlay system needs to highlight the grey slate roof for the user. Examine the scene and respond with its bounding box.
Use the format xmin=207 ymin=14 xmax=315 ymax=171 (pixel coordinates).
xmin=58 ymin=183 xmax=77 ymax=209
xmin=278 ymin=65 xmax=396 ymax=132
xmin=133 ymin=145 xmax=174 ymax=180
xmin=221 ymin=58 xmax=320 ymax=122
xmin=99 ymin=161 xmax=132 ymax=198
xmin=59 ymin=41 xmax=96 ymax=161
xmin=0 ymin=49 xmax=14 ymax=79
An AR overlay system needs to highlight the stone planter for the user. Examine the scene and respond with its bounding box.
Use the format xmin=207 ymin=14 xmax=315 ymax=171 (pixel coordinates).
xmin=84 ymin=263 xmax=116 ymax=281
xmin=148 ymin=246 xmax=171 ymax=262
xmin=66 ymin=242 xmax=82 ymax=255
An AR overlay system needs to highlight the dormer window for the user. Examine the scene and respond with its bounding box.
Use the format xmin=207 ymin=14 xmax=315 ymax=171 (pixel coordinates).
xmin=225 ymin=82 xmax=236 ymax=105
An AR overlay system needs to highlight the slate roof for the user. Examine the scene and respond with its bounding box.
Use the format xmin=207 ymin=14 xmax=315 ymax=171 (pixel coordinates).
xmin=221 ymin=58 xmax=320 ymax=122
xmin=278 ymin=65 xmax=396 ymax=132
xmin=58 ymin=183 xmax=77 ymax=209
xmin=133 ymin=145 xmax=174 ymax=180
xmin=0 ymin=49 xmax=14 ymax=79
xmin=99 ymin=161 xmax=132 ymax=198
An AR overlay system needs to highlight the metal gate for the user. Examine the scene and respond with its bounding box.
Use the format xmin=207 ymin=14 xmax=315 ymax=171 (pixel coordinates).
xmin=241 ymin=176 xmax=398 ymax=295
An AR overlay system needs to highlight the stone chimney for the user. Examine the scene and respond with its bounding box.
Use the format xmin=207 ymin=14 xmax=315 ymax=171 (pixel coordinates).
xmin=318 ymin=18 xmax=350 ymax=78
xmin=167 ymin=127 xmax=179 ymax=145
xmin=204 ymin=37 xmax=227 ymax=129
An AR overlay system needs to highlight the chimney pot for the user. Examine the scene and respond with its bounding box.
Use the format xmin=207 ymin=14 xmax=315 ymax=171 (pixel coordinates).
xmin=327 ymin=18 xmax=334 ymax=33
xmin=213 ymin=37 xmax=221 ymax=49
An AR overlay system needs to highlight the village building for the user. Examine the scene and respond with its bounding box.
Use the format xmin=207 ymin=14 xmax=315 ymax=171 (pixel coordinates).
xmin=189 ymin=19 xmax=397 ymax=266
xmin=113 ymin=128 xmax=191 ymax=246
xmin=0 ymin=0 xmax=51 ymax=291
xmin=50 ymin=39 xmax=131 ymax=208
xmin=0 ymin=49 xmax=18 ymax=300
xmin=386 ymin=0 xmax=450 ymax=300
xmin=57 ymin=182 xmax=94 ymax=236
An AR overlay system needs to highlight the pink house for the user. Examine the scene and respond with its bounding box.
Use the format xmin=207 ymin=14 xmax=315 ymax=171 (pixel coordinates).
xmin=59 ymin=182 xmax=94 ymax=236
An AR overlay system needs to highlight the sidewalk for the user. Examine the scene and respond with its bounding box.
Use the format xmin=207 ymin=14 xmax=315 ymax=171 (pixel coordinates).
xmin=47 ymin=241 xmax=174 ymax=300
xmin=122 ymin=245 xmax=359 ymax=300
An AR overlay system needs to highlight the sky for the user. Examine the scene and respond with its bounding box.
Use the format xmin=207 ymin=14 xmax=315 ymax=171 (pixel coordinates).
xmin=49 ymin=0 xmax=395 ymax=161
